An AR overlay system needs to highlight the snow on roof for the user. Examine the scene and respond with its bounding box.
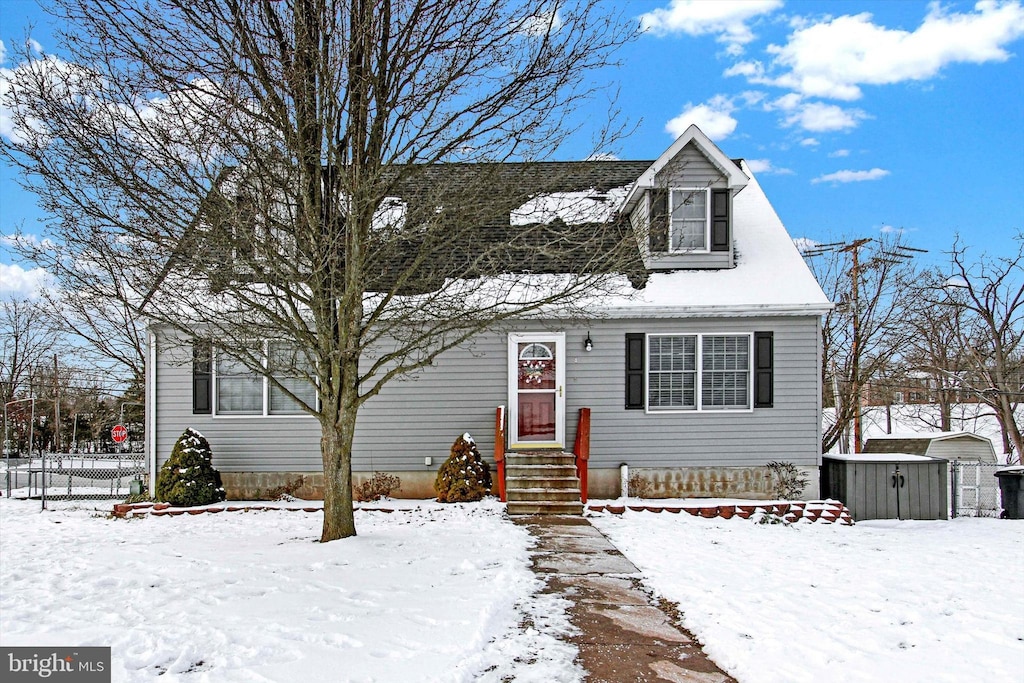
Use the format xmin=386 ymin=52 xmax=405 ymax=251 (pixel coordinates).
xmin=510 ymin=186 xmax=630 ymax=226
xmin=826 ymin=453 xmax=941 ymax=462
xmin=596 ymin=163 xmax=832 ymax=317
xmin=868 ymin=431 xmax=989 ymax=442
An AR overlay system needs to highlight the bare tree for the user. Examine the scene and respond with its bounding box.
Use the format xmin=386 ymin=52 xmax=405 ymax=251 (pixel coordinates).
xmin=2 ymin=0 xmax=635 ymax=540
xmin=809 ymin=236 xmax=919 ymax=453
xmin=901 ymin=268 xmax=969 ymax=432
xmin=0 ymin=298 xmax=60 ymax=406
xmin=922 ymin=236 xmax=1023 ymax=464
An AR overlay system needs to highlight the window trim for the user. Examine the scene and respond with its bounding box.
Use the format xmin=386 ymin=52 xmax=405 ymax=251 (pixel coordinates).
xmin=212 ymin=344 xmax=318 ymax=418
xmin=667 ymin=187 xmax=711 ymax=254
xmin=645 ymin=333 xmax=754 ymax=414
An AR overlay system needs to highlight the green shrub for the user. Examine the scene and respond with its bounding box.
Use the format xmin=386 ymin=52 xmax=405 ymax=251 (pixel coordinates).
xmin=435 ymin=433 xmax=491 ymax=503
xmin=155 ymin=428 xmax=226 ymax=507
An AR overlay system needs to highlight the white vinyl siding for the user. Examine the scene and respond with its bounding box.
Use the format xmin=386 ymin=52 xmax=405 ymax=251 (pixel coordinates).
xmin=648 ymin=333 xmax=751 ymax=412
xmin=669 ymin=188 xmax=709 ymax=252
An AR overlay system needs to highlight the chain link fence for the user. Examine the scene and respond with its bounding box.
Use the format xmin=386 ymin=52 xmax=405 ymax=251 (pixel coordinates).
xmin=3 ymin=450 xmax=147 ymax=507
xmin=950 ymin=461 xmax=1004 ymax=518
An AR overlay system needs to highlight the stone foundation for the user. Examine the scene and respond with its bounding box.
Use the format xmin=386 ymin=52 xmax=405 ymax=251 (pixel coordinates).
xmin=220 ymin=465 xmax=820 ymax=501
xmin=220 ymin=471 xmax=438 ymax=501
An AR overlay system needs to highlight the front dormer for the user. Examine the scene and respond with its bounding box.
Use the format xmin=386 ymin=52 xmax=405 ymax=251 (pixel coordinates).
xmin=621 ymin=124 xmax=749 ymax=271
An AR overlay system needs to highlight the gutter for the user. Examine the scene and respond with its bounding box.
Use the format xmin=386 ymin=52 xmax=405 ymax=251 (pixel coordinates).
xmin=147 ymin=330 xmax=158 ymax=495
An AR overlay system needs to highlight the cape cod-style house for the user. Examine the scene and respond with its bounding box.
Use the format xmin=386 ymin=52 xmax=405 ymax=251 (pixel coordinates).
xmin=144 ymin=125 xmax=832 ymax=511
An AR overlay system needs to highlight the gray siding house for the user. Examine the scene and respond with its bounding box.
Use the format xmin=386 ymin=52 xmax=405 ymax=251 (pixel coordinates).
xmin=145 ymin=125 xmax=832 ymax=503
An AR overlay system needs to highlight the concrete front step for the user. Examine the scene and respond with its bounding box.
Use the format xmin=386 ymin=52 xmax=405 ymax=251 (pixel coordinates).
xmin=507 ymin=487 xmax=582 ymax=502
xmin=507 ymin=501 xmax=585 ymax=515
xmin=507 ymin=452 xmax=576 ymax=466
xmin=506 ymin=464 xmax=578 ymax=478
xmin=505 ymin=473 xmax=581 ymax=489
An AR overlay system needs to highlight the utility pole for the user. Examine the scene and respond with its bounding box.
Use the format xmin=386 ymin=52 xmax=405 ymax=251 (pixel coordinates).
xmin=839 ymin=238 xmax=872 ymax=453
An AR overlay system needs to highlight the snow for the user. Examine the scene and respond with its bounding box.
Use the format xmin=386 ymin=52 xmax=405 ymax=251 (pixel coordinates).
xmin=7 ymin=496 xmax=1020 ymax=682
xmin=0 ymin=499 xmax=579 ymax=683
xmin=590 ymin=511 xmax=1024 ymax=683
xmin=825 ymin=453 xmax=938 ymax=462
xmin=509 ymin=187 xmax=629 ymax=226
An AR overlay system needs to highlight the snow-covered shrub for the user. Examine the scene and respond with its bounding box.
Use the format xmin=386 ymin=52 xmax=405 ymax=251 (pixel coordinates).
xmin=155 ymin=428 xmax=226 ymax=507
xmin=766 ymin=461 xmax=809 ymax=500
xmin=353 ymin=472 xmax=401 ymax=502
xmin=434 ymin=433 xmax=491 ymax=503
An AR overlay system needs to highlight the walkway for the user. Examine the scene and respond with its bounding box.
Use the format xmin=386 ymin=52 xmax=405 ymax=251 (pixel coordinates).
xmin=515 ymin=515 xmax=736 ymax=683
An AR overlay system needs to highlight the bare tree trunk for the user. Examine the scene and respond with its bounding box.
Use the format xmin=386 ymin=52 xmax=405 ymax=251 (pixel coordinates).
xmin=321 ymin=417 xmax=356 ymax=541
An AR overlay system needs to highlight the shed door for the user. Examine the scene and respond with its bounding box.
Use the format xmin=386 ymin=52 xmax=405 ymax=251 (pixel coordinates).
xmin=508 ymin=333 xmax=565 ymax=448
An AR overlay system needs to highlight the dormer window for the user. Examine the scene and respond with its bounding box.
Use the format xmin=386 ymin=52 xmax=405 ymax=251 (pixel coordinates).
xmin=670 ymin=188 xmax=709 ymax=252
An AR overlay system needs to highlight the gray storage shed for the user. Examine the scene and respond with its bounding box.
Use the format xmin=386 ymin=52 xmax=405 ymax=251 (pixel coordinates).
xmin=821 ymin=453 xmax=949 ymax=521
xmin=863 ymin=432 xmax=997 ymax=463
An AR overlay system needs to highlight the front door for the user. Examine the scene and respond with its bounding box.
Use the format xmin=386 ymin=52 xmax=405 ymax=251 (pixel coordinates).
xmin=508 ymin=332 xmax=565 ymax=448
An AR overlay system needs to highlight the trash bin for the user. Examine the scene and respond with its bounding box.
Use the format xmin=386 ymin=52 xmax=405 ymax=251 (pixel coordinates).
xmin=994 ymin=467 xmax=1024 ymax=519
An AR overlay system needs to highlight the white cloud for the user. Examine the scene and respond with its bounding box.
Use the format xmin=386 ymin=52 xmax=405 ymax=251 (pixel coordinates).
xmin=640 ymin=0 xmax=782 ymax=52
xmin=0 ymin=40 xmax=7 ymax=65
xmin=784 ymin=102 xmax=869 ymax=132
xmin=0 ymin=263 xmax=50 ymax=297
xmin=760 ymin=1 xmax=1024 ymax=100
xmin=28 ymin=39 xmax=43 ymax=56
xmin=829 ymin=149 xmax=851 ymax=158
xmin=518 ymin=10 xmax=563 ymax=37
xmin=666 ymin=95 xmax=738 ymax=140
xmin=745 ymin=158 xmax=793 ymax=175
xmin=585 ymin=152 xmax=620 ymax=161
xmin=793 ymin=237 xmax=820 ymax=253
xmin=800 ymin=138 xmax=820 ymax=147
xmin=811 ymin=168 xmax=890 ymax=184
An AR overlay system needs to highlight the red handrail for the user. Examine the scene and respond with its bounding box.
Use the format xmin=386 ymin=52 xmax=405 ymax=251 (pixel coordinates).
xmin=494 ymin=406 xmax=506 ymax=502
xmin=574 ymin=407 xmax=591 ymax=503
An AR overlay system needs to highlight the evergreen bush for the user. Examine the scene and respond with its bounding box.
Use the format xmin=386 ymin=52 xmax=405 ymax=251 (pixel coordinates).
xmin=434 ymin=433 xmax=491 ymax=503
xmin=155 ymin=428 xmax=226 ymax=507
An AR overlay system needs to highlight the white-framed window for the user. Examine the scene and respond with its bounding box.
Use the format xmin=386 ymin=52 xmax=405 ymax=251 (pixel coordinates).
xmin=214 ymin=344 xmax=317 ymax=416
xmin=669 ymin=188 xmax=709 ymax=252
xmin=647 ymin=333 xmax=751 ymax=412
xmin=216 ymin=353 xmax=263 ymax=415
xmin=268 ymin=342 xmax=317 ymax=415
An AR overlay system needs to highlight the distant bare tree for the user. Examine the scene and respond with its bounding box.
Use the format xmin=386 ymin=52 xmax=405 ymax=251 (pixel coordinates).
xmin=901 ymin=269 xmax=969 ymax=432
xmin=809 ymin=236 xmax=919 ymax=453
xmin=0 ymin=298 xmax=60 ymax=405
xmin=2 ymin=0 xmax=635 ymax=540
xmin=922 ymin=236 xmax=1023 ymax=464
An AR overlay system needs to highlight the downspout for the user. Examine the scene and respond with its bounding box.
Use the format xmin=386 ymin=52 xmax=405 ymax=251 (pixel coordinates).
xmin=147 ymin=330 xmax=158 ymax=495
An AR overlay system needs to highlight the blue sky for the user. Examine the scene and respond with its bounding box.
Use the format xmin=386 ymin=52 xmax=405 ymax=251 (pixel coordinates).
xmin=2 ymin=0 xmax=1023 ymax=295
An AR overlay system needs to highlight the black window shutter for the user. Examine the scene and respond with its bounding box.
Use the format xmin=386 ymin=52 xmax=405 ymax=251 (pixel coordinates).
xmin=711 ymin=189 xmax=730 ymax=252
xmin=649 ymin=190 xmax=668 ymax=253
xmin=754 ymin=331 xmax=773 ymax=408
xmin=193 ymin=342 xmax=212 ymax=414
xmin=625 ymin=333 xmax=646 ymax=409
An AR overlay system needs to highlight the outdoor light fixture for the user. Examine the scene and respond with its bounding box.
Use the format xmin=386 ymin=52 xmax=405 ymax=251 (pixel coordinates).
xmin=584 ymin=333 xmax=593 ymax=352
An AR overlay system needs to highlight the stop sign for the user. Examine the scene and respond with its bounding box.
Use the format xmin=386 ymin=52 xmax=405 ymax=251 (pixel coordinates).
xmin=111 ymin=424 xmax=129 ymax=444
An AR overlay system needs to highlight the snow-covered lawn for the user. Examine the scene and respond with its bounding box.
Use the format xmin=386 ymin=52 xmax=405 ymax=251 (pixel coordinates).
xmin=0 ymin=499 xmax=579 ymax=683
xmin=590 ymin=510 xmax=1024 ymax=683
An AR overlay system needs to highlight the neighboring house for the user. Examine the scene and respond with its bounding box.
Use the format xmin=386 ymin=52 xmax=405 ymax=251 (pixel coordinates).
xmin=863 ymin=432 xmax=998 ymax=463
xmin=145 ymin=125 xmax=832 ymax=505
